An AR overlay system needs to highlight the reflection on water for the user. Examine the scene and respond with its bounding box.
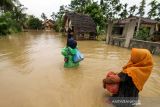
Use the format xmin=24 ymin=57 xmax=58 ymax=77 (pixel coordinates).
xmin=0 ymin=31 xmax=160 ymax=107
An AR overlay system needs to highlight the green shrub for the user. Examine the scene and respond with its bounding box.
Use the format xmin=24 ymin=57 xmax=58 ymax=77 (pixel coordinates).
xmin=27 ymin=16 xmax=42 ymax=29
xmin=0 ymin=12 xmax=22 ymax=36
xmin=134 ymin=28 xmax=150 ymax=40
xmin=0 ymin=22 xmax=9 ymax=35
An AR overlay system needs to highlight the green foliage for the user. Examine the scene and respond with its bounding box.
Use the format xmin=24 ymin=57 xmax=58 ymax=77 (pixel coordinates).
xmin=134 ymin=28 xmax=150 ymax=40
xmin=158 ymin=3 xmax=160 ymax=17
xmin=0 ymin=1 xmax=29 ymax=36
xmin=53 ymin=0 xmax=160 ymax=36
xmin=0 ymin=22 xmax=9 ymax=35
xmin=51 ymin=12 xmax=56 ymax=21
xmin=129 ymin=5 xmax=138 ymax=16
xmin=55 ymin=1 xmax=105 ymax=33
xmin=54 ymin=5 xmax=66 ymax=32
xmin=54 ymin=18 xmax=64 ymax=32
xmin=27 ymin=16 xmax=42 ymax=30
xmin=119 ymin=3 xmax=128 ymax=19
xmin=0 ymin=0 xmax=19 ymax=12
xmin=41 ymin=13 xmax=47 ymax=21
xmin=85 ymin=2 xmax=106 ymax=33
xmin=148 ymin=0 xmax=158 ymax=18
xmin=69 ymin=0 xmax=92 ymax=13
xmin=137 ymin=0 xmax=146 ymax=17
xmin=11 ymin=4 xmax=27 ymax=29
xmin=0 ymin=12 xmax=21 ymax=35
xmin=100 ymin=0 xmax=104 ymax=6
xmin=102 ymin=0 xmax=122 ymax=19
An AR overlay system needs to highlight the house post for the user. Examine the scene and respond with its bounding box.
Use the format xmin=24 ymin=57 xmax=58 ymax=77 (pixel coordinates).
xmin=122 ymin=22 xmax=129 ymax=38
xmin=124 ymin=19 xmax=137 ymax=48
xmin=106 ymin=21 xmax=113 ymax=44
xmin=150 ymin=25 xmax=155 ymax=35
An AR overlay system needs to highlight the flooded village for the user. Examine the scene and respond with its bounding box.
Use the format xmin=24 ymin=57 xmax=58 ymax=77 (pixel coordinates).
xmin=0 ymin=0 xmax=160 ymax=107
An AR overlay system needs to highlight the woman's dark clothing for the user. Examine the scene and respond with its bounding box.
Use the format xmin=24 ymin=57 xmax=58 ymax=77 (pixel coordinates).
xmin=110 ymin=72 xmax=139 ymax=107
xmin=67 ymin=33 xmax=73 ymax=39
xmin=67 ymin=34 xmax=77 ymax=49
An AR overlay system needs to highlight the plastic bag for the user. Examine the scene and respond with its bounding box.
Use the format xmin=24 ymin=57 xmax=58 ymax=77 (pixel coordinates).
xmin=73 ymin=49 xmax=84 ymax=63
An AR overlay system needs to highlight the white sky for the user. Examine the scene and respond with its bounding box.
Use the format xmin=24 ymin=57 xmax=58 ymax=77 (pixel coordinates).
xmin=19 ymin=0 xmax=155 ymax=19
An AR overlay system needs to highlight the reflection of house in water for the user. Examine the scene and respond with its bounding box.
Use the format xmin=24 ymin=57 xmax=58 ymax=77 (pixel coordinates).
xmin=106 ymin=16 xmax=160 ymax=55
xmin=42 ymin=19 xmax=54 ymax=31
xmin=64 ymin=12 xmax=97 ymax=40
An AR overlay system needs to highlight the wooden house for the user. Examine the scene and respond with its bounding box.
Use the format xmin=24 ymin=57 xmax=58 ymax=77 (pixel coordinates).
xmin=64 ymin=12 xmax=97 ymax=40
xmin=42 ymin=19 xmax=54 ymax=31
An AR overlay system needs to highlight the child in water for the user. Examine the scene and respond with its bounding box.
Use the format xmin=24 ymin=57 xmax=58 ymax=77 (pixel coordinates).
xmin=103 ymin=48 xmax=153 ymax=107
xmin=61 ymin=29 xmax=79 ymax=68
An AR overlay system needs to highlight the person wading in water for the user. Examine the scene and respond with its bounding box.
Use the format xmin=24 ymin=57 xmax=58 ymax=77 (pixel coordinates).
xmin=61 ymin=28 xmax=79 ymax=68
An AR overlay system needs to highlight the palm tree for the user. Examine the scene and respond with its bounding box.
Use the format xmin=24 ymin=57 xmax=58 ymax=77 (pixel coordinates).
xmin=69 ymin=0 xmax=92 ymax=13
xmin=103 ymin=0 xmax=122 ymax=19
xmin=100 ymin=0 xmax=104 ymax=6
xmin=0 ymin=0 xmax=19 ymax=12
xmin=120 ymin=3 xmax=128 ymax=19
xmin=157 ymin=3 xmax=160 ymax=20
xmin=51 ymin=12 xmax=56 ymax=21
xmin=137 ymin=0 xmax=146 ymax=17
xmin=11 ymin=4 xmax=27 ymax=30
xmin=12 ymin=4 xmax=27 ymax=21
xmin=148 ymin=0 xmax=158 ymax=19
xmin=129 ymin=5 xmax=138 ymax=16
xmin=41 ymin=13 xmax=47 ymax=21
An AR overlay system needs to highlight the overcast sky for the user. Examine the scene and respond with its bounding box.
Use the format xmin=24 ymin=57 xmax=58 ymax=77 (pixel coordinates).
xmin=19 ymin=0 xmax=153 ymax=19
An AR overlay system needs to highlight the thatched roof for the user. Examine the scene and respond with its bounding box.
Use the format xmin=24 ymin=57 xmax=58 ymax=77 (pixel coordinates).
xmin=42 ymin=19 xmax=55 ymax=27
xmin=114 ymin=16 xmax=159 ymax=25
xmin=64 ymin=12 xmax=96 ymax=33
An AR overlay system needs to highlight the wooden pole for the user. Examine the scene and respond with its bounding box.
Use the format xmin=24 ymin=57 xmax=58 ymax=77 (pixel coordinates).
xmin=136 ymin=17 xmax=141 ymax=36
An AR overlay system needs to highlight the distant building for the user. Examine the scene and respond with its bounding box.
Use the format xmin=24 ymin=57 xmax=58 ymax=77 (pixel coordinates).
xmin=106 ymin=16 xmax=160 ymax=55
xmin=111 ymin=16 xmax=160 ymax=41
xmin=42 ymin=19 xmax=54 ymax=31
xmin=64 ymin=12 xmax=97 ymax=40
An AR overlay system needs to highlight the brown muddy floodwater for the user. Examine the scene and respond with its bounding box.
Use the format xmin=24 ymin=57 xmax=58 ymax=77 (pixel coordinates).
xmin=0 ymin=31 xmax=160 ymax=107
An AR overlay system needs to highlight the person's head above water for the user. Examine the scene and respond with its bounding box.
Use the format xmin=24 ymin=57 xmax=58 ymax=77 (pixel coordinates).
xmin=67 ymin=39 xmax=77 ymax=49
xmin=68 ymin=28 xmax=74 ymax=38
xmin=123 ymin=48 xmax=153 ymax=91
xmin=124 ymin=48 xmax=153 ymax=66
xmin=131 ymin=48 xmax=152 ymax=64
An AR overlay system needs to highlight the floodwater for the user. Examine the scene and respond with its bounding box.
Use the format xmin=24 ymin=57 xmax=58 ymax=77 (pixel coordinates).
xmin=0 ymin=31 xmax=160 ymax=107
